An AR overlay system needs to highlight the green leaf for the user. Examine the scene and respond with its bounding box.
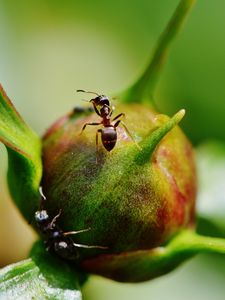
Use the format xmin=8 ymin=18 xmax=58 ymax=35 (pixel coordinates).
xmin=0 ymin=84 xmax=42 ymax=219
xmin=120 ymin=0 xmax=196 ymax=105
xmin=196 ymin=140 xmax=225 ymax=237
xmin=82 ymin=229 xmax=225 ymax=283
xmin=0 ymin=241 xmax=85 ymax=300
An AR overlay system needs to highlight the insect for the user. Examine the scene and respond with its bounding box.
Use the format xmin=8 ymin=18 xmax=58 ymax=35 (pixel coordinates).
xmin=35 ymin=187 xmax=107 ymax=260
xmin=77 ymin=89 xmax=140 ymax=153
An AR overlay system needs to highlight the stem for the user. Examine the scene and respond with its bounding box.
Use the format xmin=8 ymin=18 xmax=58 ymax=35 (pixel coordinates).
xmin=83 ymin=229 xmax=225 ymax=282
xmin=120 ymin=0 xmax=196 ymax=105
xmin=167 ymin=230 xmax=225 ymax=256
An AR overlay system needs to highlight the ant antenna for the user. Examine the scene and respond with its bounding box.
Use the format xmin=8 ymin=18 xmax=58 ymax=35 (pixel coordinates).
xmin=39 ymin=186 xmax=46 ymax=210
xmin=39 ymin=187 xmax=46 ymax=200
xmin=77 ymin=89 xmax=100 ymax=96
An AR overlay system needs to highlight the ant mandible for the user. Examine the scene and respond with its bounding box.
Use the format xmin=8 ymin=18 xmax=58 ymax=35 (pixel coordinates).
xmin=77 ymin=89 xmax=140 ymax=153
xmin=35 ymin=187 xmax=107 ymax=260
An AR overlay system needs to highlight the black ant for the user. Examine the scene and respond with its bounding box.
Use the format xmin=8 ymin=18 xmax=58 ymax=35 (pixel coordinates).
xmin=35 ymin=187 xmax=107 ymax=260
xmin=77 ymin=89 xmax=140 ymax=153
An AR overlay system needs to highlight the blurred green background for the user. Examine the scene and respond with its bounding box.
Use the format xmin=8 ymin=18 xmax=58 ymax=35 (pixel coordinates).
xmin=1 ymin=0 xmax=225 ymax=299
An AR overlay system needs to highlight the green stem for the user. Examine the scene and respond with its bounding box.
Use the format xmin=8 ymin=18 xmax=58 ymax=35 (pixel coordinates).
xmin=83 ymin=229 xmax=225 ymax=282
xmin=120 ymin=0 xmax=196 ymax=105
xmin=167 ymin=230 xmax=225 ymax=256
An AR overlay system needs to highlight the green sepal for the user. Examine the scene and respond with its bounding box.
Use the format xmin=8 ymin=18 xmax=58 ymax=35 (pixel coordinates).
xmin=135 ymin=109 xmax=185 ymax=164
xmin=82 ymin=229 xmax=225 ymax=282
xmin=0 ymin=241 xmax=86 ymax=299
xmin=119 ymin=0 xmax=196 ymax=105
xmin=0 ymin=84 xmax=42 ymax=219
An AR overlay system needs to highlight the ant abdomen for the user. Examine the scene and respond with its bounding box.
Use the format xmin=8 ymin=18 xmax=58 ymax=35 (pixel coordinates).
xmin=101 ymin=127 xmax=117 ymax=151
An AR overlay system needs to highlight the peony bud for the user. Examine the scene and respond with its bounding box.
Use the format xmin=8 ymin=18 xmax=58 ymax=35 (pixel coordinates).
xmin=41 ymin=103 xmax=196 ymax=281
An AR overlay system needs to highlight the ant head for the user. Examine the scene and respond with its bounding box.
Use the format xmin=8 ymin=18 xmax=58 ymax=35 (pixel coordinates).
xmin=77 ymin=90 xmax=110 ymax=106
xmin=99 ymin=95 xmax=110 ymax=106
xmin=35 ymin=210 xmax=49 ymax=224
xmin=90 ymin=95 xmax=110 ymax=107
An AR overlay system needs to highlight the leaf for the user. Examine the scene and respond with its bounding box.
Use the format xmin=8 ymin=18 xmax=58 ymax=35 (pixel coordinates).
xmin=0 ymin=241 xmax=85 ymax=300
xmin=196 ymin=140 xmax=225 ymax=237
xmin=82 ymin=229 xmax=225 ymax=283
xmin=0 ymin=84 xmax=42 ymax=219
xmin=120 ymin=0 xmax=196 ymax=104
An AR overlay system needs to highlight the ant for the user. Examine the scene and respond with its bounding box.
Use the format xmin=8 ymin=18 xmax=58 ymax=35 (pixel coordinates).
xmin=35 ymin=187 xmax=107 ymax=260
xmin=77 ymin=89 xmax=140 ymax=153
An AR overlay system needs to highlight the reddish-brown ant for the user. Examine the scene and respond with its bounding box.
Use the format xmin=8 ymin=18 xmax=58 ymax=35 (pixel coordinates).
xmin=77 ymin=90 xmax=140 ymax=155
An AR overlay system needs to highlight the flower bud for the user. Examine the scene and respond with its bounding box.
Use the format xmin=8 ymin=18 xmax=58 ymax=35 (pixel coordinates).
xmin=41 ymin=103 xmax=196 ymax=281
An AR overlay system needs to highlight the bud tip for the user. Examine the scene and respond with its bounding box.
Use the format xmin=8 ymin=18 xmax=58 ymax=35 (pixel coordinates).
xmin=175 ymin=109 xmax=186 ymax=123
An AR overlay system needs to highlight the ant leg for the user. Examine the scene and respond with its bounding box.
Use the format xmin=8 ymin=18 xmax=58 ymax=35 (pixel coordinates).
xmin=64 ymin=228 xmax=91 ymax=236
xmin=96 ymin=129 xmax=102 ymax=164
xmin=114 ymin=120 xmax=142 ymax=150
xmin=112 ymin=112 xmax=125 ymax=122
xmin=49 ymin=209 xmax=62 ymax=228
xmin=80 ymin=122 xmax=101 ymax=135
xmin=38 ymin=186 xmax=47 ymax=210
xmin=73 ymin=242 xmax=108 ymax=249
xmin=92 ymin=104 xmax=101 ymax=116
xmin=109 ymin=106 xmax=115 ymax=117
xmin=114 ymin=120 xmax=121 ymax=127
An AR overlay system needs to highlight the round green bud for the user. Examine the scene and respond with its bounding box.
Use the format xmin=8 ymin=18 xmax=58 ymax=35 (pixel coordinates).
xmin=41 ymin=103 xmax=196 ymax=280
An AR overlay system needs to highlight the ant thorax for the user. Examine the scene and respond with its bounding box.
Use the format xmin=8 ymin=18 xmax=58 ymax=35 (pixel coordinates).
xmin=100 ymin=105 xmax=111 ymax=119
